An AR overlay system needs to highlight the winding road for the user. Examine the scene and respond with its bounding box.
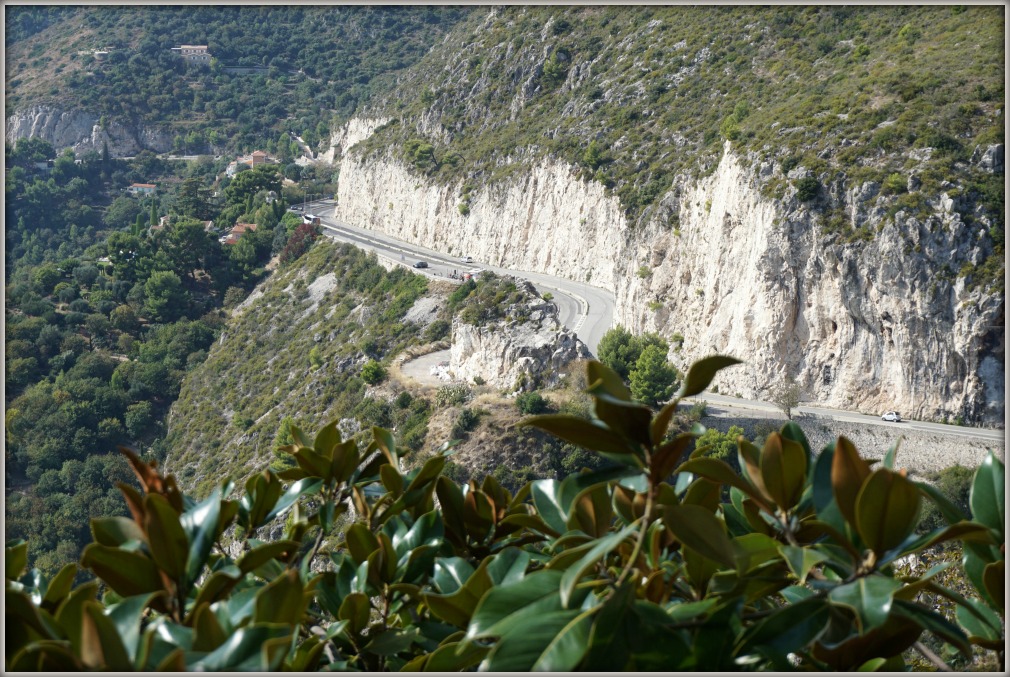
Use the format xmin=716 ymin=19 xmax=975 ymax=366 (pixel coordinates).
xmin=301 ymin=199 xmax=1003 ymax=445
xmin=303 ymin=199 xmax=615 ymax=353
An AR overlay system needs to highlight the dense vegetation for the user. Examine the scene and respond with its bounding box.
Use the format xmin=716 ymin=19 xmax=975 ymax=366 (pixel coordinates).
xmin=5 ymin=136 xmax=317 ymax=577
xmin=358 ymin=5 xmax=1003 ymax=287
xmin=6 ymin=358 xmax=1005 ymax=671
xmin=5 ymin=6 xmax=470 ymax=155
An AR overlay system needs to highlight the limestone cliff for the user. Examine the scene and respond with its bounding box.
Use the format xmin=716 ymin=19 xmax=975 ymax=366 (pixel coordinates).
xmin=335 ymin=122 xmax=1004 ymax=425
xmin=449 ymin=279 xmax=591 ymax=390
xmin=5 ymin=104 xmax=173 ymax=156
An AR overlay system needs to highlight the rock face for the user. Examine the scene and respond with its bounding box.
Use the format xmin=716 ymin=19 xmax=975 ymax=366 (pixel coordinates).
xmin=335 ymin=122 xmax=1004 ymax=425
xmin=450 ymin=280 xmax=591 ymax=390
xmin=5 ymin=104 xmax=173 ymax=156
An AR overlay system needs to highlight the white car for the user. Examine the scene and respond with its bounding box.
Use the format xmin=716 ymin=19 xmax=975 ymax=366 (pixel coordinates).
xmin=461 ymin=255 xmax=474 ymax=263
xmin=881 ymin=411 xmax=902 ymax=422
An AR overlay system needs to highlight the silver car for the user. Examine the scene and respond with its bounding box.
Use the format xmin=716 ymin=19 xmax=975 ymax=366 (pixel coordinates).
xmin=881 ymin=411 xmax=902 ymax=422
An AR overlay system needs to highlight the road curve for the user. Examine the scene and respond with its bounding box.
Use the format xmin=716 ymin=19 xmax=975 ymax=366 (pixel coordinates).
xmin=303 ymin=200 xmax=615 ymax=354
xmin=303 ymin=200 xmax=1002 ymax=444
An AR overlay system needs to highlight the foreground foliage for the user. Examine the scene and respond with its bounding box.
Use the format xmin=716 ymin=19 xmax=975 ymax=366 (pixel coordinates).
xmin=5 ymin=358 xmax=1005 ymax=671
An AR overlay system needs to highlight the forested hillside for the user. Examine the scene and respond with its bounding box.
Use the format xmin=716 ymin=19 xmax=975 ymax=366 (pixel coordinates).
xmin=360 ymin=4 xmax=1002 ymax=280
xmin=5 ymin=5 xmax=470 ymax=154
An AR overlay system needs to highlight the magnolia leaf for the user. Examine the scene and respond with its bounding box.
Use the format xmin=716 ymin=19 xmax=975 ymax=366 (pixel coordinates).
xmin=480 ymin=609 xmax=587 ymax=672
xmin=80 ymin=544 xmax=164 ymax=598
xmin=678 ymin=355 xmax=742 ymax=398
xmin=955 ymin=596 xmax=1003 ymax=650
xmin=90 ymin=517 xmax=147 ymax=548
xmin=522 ymin=414 xmax=635 ymax=456
xmin=6 ymin=540 xmax=28 ymax=582
xmin=144 ymin=494 xmax=190 ymax=582
xmin=759 ymin=432 xmax=807 ymax=511
xmin=179 ymin=484 xmax=225 ymax=588
xmin=263 ymin=478 xmax=323 ymax=525
xmin=191 ymin=602 xmax=228 ymax=652
xmin=188 ymin=624 xmax=291 ymax=671
xmin=831 ymin=436 xmax=871 ymax=527
xmin=982 ymin=561 xmax=1004 ymax=610
xmin=663 ymin=504 xmax=735 ymax=567
xmin=855 ymin=469 xmax=921 ymax=555
xmin=106 ymin=592 xmax=160 ymax=664
xmin=313 ymin=419 xmax=341 ymax=457
xmin=891 ymin=599 xmax=971 ymax=656
xmin=254 ymin=569 xmax=307 ymax=625
xmin=969 ymin=452 xmax=1005 ymax=537
xmin=585 ymin=360 xmax=632 ymax=401
xmin=531 ymin=479 xmax=569 ymax=535
xmin=80 ymin=600 xmax=132 ymax=670
xmin=41 ymin=563 xmax=79 ymax=609
xmin=827 ymin=575 xmax=902 ymax=634
xmin=778 ymin=545 xmax=829 ymax=584
xmin=338 ymin=592 xmax=371 ymax=636
xmin=559 ymin=524 xmax=636 ymax=607
xmin=739 ymin=596 xmax=830 ymax=662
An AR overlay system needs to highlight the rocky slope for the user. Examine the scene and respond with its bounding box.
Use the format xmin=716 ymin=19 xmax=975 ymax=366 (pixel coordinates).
xmin=450 ymin=279 xmax=591 ymax=390
xmin=326 ymin=5 xmax=1004 ymax=426
xmin=333 ymin=124 xmax=1004 ymax=425
xmin=5 ymin=104 xmax=173 ymax=156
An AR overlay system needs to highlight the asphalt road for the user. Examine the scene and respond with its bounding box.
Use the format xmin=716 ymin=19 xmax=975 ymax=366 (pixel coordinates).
xmin=685 ymin=393 xmax=1005 ymax=442
xmin=301 ymin=200 xmax=1003 ymax=444
xmin=301 ymin=200 xmax=615 ymax=353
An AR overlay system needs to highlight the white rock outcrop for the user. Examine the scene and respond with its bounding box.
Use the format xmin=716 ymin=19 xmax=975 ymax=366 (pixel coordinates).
xmin=334 ymin=123 xmax=1004 ymax=425
xmin=449 ymin=280 xmax=591 ymax=390
xmin=5 ymin=104 xmax=173 ymax=156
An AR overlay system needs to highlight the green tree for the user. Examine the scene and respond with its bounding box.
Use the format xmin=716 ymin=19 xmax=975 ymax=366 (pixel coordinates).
xmin=629 ymin=343 xmax=678 ymax=406
xmin=771 ymin=375 xmax=801 ymax=420
xmin=162 ymin=218 xmax=220 ymax=281
xmin=143 ymin=270 xmax=186 ymax=322
xmin=597 ymin=325 xmax=668 ymax=381
xmin=361 ymin=360 xmax=387 ymax=385
xmin=124 ymin=401 xmax=154 ymax=438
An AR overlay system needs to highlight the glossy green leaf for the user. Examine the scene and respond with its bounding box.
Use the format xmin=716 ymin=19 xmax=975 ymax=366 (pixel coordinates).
xmin=466 ymin=569 xmax=566 ymax=640
xmin=431 ymin=557 xmax=475 ymax=594
xmin=560 ymin=524 xmax=636 ymax=606
xmin=41 ymin=563 xmax=78 ymax=608
xmin=522 ymin=414 xmax=635 ymax=456
xmin=586 ymin=359 xmax=632 ymax=401
xmin=263 ymin=477 xmax=322 ymax=525
xmin=236 ymin=540 xmax=298 ymax=574
xmin=338 ymin=592 xmax=371 ymax=635
xmin=81 ymin=600 xmax=132 ymax=670
xmin=415 ymin=639 xmax=488 ymax=671
xmin=855 ymin=468 xmax=921 ymax=555
xmin=90 ymin=517 xmax=147 ymax=548
xmin=143 ymin=494 xmax=189 ymax=581
xmin=484 ymin=546 xmax=531 ymax=586
xmin=188 ymin=624 xmax=291 ymax=671
xmin=254 ymin=569 xmax=307 ymax=625
xmin=663 ymin=504 xmax=736 ymax=567
xmin=480 ymin=609 xmax=586 ymax=671
xmin=759 ymin=432 xmax=807 ymax=510
xmin=80 ymin=544 xmax=164 ymax=598
xmin=739 ymin=596 xmax=829 ymax=663
xmin=566 ymin=482 xmax=614 ymax=537
xmin=678 ymin=456 xmax=768 ymax=507
xmin=531 ymin=609 xmax=595 ymax=671
xmin=831 ymin=436 xmax=871 ymax=527
xmin=651 ymin=434 xmax=694 ymax=482
xmin=6 ymin=539 xmax=28 ymax=581
xmin=313 ymin=419 xmax=341 ymax=456
xmin=424 ymin=557 xmax=493 ymax=628
xmin=364 ymin=626 xmax=421 ymax=655
xmin=373 ymin=425 xmax=400 ymax=468
xmin=179 ymin=484 xmax=224 ymax=588
xmin=969 ymin=451 xmax=1005 ymax=537
xmin=827 ymin=575 xmax=902 ymax=634
xmin=955 ymin=595 xmax=1003 ymax=649
xmin=590 ymin=391 xmax=653 ymax=449
xmin=531 ymin=479 xmax=569 ymax=535
xmin=982 ymin=561 xmax=1004 ymax=611
xmin=779 ymin=420 xmax=812 ymax=471
xmin=778 ymin=545 xmax=829 ymax=584
xmin=678 ymin=355 xmax=742 ymax=397
xmin=881 ymin=437 xmax=900 ymax=470
xmin=891 ymin=599 xmax=971 ymax=656
xmin=106 ymin=592 xmax=159 ymax=664
xmin=345 ymin=522 xmax=380 ymax=565
xmin=192 ymin=602 xmax=228 ymax=652
xmin=737 ymin=438 xmax=772 ymax=504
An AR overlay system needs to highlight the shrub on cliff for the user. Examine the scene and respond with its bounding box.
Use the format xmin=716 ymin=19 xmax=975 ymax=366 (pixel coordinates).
xmin=5 ymin=356 xmax=1004 ymax=671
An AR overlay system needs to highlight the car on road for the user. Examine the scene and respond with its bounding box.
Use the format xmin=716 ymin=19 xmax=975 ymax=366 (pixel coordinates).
xmin=291 ymin=205 xmax=303 ymax=211
xmin=413 ymin=261 xmax=428 ymax=269
xmin=461 ymin=255 xmax=474 ymax=263
xmin=881 ymin=411 xmax=902 ymax=422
